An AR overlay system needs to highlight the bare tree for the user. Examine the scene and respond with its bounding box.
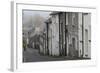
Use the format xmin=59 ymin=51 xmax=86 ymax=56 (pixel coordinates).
xmin=32 ymin=14 xmax=46 ymax=32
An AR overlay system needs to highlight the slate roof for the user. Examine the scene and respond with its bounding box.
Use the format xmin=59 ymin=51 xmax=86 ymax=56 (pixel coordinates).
xmin=45 ymin=18 xmax=52 ymax=24
xmin=50 ymin=12 xmax=60 ymax=15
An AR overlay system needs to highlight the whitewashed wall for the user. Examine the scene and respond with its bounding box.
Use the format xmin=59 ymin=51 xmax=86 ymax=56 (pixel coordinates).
xmin=51 ymin=14 xmax=59 ymax=56
xmin=83 ymin=13 xmax=91 ymax=58
xmin=78 ymin=13 xmax=83 ymax=57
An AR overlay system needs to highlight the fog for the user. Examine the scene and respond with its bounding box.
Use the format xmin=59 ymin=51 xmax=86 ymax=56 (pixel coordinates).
xmin=22 ymin=10 xmax=51 ymax=32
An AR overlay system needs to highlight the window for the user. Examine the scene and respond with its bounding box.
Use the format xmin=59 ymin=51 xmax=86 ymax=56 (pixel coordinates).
xmin=72 ymin=38 xmax=75 ymax=49
xmin=72 ymin=13 xmax=76 ymax=25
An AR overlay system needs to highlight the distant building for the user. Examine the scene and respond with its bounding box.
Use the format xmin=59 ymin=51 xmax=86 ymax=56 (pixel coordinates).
xmin=23 ymin=28 xmax=30 ymax=50
xmin=39 ymin=31 xmax=47 ymax=55
xmin=40 ymin=12 xmax=91 ymax=58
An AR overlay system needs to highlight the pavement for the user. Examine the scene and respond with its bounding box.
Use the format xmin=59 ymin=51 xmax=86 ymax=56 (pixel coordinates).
xmin=23 ymin=48 xmax=90 ymax=62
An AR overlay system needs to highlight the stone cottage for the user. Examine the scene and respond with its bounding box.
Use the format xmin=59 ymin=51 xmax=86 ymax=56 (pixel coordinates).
xmin=41 ymin=12 xmax=91 ymax=58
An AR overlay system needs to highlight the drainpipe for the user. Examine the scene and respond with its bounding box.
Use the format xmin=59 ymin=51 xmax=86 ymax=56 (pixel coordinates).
xmin=65 ymin=12 xmax=67 ymax=56
xmin=82 ymin=13 xmax=84 ymax=57
xmin=46 ymin=23 xmax=49 ymax=55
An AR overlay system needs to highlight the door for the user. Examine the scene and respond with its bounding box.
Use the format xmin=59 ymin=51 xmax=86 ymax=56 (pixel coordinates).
xmin=72 ymin=38 xmax=76 ymax=57
xmin=85 ymin=29 xmax=88 ymax=57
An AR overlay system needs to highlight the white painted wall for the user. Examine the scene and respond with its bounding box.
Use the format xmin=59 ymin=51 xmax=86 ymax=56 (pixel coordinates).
xmin=51 ymin=14 xmax=59 ymax=56
xmin=83 ymin=13 xmax=91 ymax=58
xmin=78 ymin=13 xmax=83 ymax=57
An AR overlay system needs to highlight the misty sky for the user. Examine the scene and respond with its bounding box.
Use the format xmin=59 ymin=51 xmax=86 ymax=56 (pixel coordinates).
xmin=22 ymin=10 xmax=51 ymax=30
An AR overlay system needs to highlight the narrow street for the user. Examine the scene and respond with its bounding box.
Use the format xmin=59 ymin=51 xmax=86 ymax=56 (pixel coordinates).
xmin=23 ymin=48 xmax=90 ymax=62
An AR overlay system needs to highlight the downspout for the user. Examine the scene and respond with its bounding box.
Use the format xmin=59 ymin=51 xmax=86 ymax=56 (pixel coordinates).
xmin=59 ymin=13 xmax=61 ymax=56
xmin=46 ymin=23 xmax=49 ymax=55
xmin=65 ymin=12 xmax=67 ymax=56
xmin=82 ymin=13 xmax=84 ymax=57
